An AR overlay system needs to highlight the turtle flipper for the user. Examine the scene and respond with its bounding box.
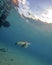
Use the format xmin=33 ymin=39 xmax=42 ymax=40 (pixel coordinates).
xmin=3 ymin=21 xmax=10 ymax=27
xmin=0 ymin=19 xmax=10 ymax=28
xmin=0 ymin=18 xmax=3 ymax=28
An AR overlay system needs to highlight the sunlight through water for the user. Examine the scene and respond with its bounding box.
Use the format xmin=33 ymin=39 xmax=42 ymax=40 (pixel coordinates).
xmin=16 ymin=0 xmax=52 ymax=23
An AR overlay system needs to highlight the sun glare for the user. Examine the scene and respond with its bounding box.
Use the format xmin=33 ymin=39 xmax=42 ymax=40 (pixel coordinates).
xmin=40 ymin=7 xmax=52 ymax=23
xmin=18 ymin=0 xmax=52 ymax=24
xmin=12 ymin=0 xmax=18 ymax=5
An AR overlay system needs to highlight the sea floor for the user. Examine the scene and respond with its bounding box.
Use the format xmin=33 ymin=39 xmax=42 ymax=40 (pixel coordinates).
xmin=0 ymin=42 xmax=49 ymax=65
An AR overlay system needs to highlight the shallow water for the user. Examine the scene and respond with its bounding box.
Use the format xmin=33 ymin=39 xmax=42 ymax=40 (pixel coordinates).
xmin=0 ymin=9 xmax=52 ymax=65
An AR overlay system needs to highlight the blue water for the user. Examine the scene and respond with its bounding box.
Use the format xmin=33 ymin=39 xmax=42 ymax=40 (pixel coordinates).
xmin=0 ymin=9 xmax=52 ymax=65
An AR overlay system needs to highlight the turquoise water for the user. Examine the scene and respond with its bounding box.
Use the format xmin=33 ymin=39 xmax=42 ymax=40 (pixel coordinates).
xmin=0 ymin=9 xmax=52 ymax=65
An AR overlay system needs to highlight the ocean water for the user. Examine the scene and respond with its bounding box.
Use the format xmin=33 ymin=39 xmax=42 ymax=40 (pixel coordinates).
xmin=0 ymin=9 xmax=52 ymax=65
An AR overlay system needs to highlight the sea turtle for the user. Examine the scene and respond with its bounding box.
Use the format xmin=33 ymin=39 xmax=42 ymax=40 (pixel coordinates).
xmin=0 ymin=0 xmax=19 ymax=28
xmin=15 ymin=41 xmax=30 ymax=48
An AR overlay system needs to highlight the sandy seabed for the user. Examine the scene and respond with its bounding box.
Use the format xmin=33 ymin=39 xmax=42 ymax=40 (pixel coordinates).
xmin=0 ymin=43 xmax=48 ymax=65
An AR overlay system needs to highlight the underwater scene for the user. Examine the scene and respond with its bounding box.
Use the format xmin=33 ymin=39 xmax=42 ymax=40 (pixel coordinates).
xmin=0 ymin=0 xmax=52 ymax=65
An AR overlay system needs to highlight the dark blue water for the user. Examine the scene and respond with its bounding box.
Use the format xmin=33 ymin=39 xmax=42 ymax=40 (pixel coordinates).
xmin=0 ymin=9 xmax=52 ymax=65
